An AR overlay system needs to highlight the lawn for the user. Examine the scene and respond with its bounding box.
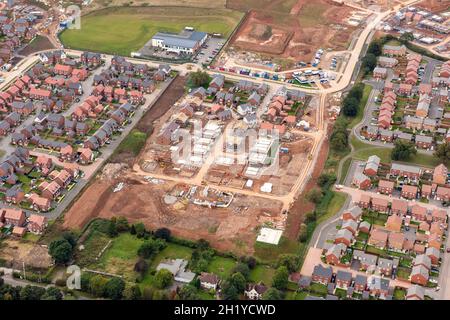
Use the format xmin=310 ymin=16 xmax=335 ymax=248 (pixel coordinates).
xmin=393 ymin=288 xmax=406 ymax=300
xmin=285 ymin=290 xmax=308 ymax=300
xmin=207 ymin=256 xmax=236 ymax=279
xmin=115 ymin=129 xmax=147 ymax=156
xmin=254 ymin=236 xmax=300 ymax=264
xmin=248 ymin=265 xmax=275 ymax=285
xmin=150 ymin=243 xmax=194 ymax=269
xmin=60 ymin=6 xmax=243 ymax=56
xmin=316 ymin=191 xmax=348 ymax=225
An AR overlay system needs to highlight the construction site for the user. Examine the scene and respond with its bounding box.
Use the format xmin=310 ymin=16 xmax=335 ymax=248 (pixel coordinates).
xmin=224 ymin=0 xmax=368 ymax=70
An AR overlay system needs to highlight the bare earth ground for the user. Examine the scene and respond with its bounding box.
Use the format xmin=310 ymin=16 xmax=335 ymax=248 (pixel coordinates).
xmin=17 ymin=35 xmax=56 ymax=56
xmin=0 ymin=238 xmax=52 ymax=270
xmin=285 ymin=122 xmax=332 ymax=240
xmin=63 ymin=176 xmax=282 ymax=255
xmin=228 ymin=0 xmax=357 ymax=62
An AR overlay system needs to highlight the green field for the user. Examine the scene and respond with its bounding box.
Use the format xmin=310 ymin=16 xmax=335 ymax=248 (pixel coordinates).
xmin=206 ymin=256 xmax=236 ymax=279
xmin=60 ymin=6 xmax=243 ymax=56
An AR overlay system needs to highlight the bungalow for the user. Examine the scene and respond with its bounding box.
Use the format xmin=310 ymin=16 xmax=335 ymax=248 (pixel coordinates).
xmin=401 ymin=184 xmax=418 ymax=200
xmin=378 ymin=180 xmax=394 ymax=195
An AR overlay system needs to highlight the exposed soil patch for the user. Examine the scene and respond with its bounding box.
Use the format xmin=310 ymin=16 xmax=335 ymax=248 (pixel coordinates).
xmin=18 ymin=35 xmax=55 ymax=56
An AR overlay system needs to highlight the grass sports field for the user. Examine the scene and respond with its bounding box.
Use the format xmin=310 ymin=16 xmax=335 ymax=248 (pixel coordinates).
xmin=60 ymin=6 xmax=243 ymax=56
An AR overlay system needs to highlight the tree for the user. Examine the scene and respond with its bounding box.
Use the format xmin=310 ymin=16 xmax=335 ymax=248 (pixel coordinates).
xmin=229 ymin=272 xmax=246 ymax=293
xmin=134 ymin=258 xmax=149 ymax=275
xmin=400 ymin=32 xmax=414 ymax=42
xmin=317 ymin=173 xmax=336 ymax=189
xmin=178 ymin=285 xmax=200 ymax=300
xmin=367 ymin=39 xmax=382 ymax=56
xmin=272 ymin=266 xmax=289 ymax=290
xmin=104 ymin=277 xmax=125 ymax=300
xmin=41 ymin=287 xmax=63 ymax=300
xmin=362 ymin=53 xmax=377 ymax=73
xmin=115 ymin=217 xmax=130 ymax=232
xmin=262 ymin=287 xmax=282 ymax=300
xmin=49 ymin=239 xmax=73 ymax=264
xmin=153 ymin=289 xmax=169 ymax=300
xmin=89 ymin=275 xmax=108 ymax=297
xmin=123 ymin=285 xmax=142 ymax=300
xmin=130 ymin=224 xmax=136 ymax=235
xmin=62 ymin=232 xmax=77 ymax=248
xmin=391 ymin=140 xmax=417 ymax=161
xmin=434 ymin=142 xmax=450 ymax=163
xmin=142 ymin=287 xmax=155 ymax=300
xmin=133 ymin=223 xmax=146 ymax=238
xmin=188 ymin=70 xmax=211 ymax=88
xmin=221 ymin=281 xmax=239 ymax=300
xmin=154 ymin=227 xmax=171 ymax=240
xmin=231 ymin=263 xmax=250 ymax=279
xmin=107 ymin=220 xmax=118 ymax=237
xmin=137 ymin=238 xmax=166 ymax=259
xmin=154 ymin=269 xmax=173 ymax=289
xmin=306 ymin=188 xmax=323 ymax=204
xmin=20 ymin=285 xmax=46 ymax=300
xmin=239 ymin=256 xmax=257 ymax=269
xmin=342 ymin=96 xmax=359 ymax=117
xmin=277 ymin=254 xmax=300 ymax=273
xmin=298 ymin=223 xmax=308 ymax=242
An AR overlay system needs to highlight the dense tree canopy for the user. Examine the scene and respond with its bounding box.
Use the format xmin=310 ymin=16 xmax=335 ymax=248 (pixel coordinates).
xmin=391 ymin=140 xmax=417 ymax=161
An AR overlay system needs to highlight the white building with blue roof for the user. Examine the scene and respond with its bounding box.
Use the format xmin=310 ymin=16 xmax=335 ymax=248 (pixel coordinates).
xmin=151 ymin=29 xmax=208 ymax=55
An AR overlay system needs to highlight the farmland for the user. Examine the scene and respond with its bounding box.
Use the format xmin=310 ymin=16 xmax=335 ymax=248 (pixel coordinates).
xmin=60 ymin=6 xmax=243 ymax=56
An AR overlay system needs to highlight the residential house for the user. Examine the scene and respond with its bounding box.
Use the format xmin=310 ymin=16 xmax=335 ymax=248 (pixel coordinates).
xmin=402 ymin=185 xmax=418 ymax=200
xmin=368 ymin=229 xmax=388 ymax=248
xmin=27 ymin=214 xmax=47 ymax=234
xmin=378 ymin=180 xmax=394 ymax=195
xmin=244 ymin=283 xmax=267 ymax=300
xmin=311 ymin=265 xmax=332 ymax=285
